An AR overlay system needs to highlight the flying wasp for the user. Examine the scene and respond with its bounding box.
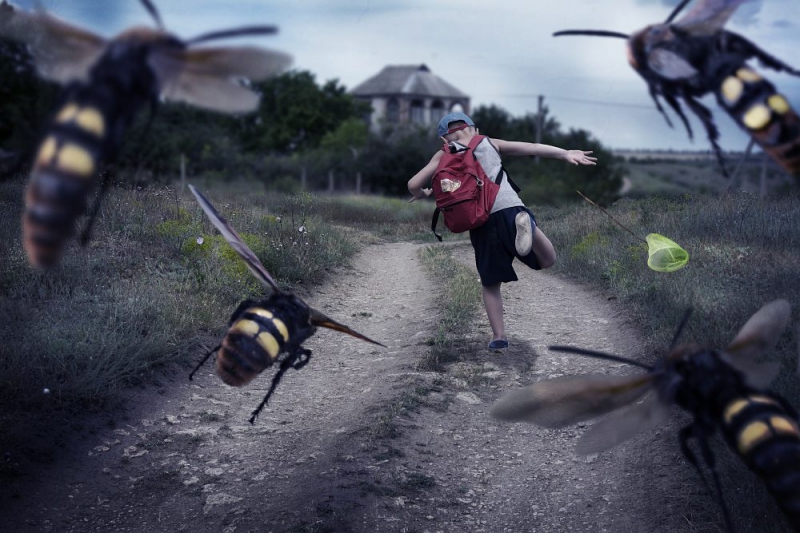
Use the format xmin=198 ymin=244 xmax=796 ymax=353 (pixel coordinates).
xmin=0 ymin=0 xmax=291 ymax=268
xmin=491 ymin=300 xmax=800 ymax=531
xmin=554 ymin=0 xmax=800 ymax=178
xmin=187 ymin=185 xmax=386 ymax=424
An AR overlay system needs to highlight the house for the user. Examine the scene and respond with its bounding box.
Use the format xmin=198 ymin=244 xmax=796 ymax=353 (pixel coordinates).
xmin=351 ymin=64 xmax=470 ymax=131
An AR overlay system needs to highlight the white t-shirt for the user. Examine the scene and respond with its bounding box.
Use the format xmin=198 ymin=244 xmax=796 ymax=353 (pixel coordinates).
xmin=448 ymin=138 xmax=524 ymax=213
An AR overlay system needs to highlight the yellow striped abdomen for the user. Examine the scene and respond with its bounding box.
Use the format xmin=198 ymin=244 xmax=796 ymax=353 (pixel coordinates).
xmin=721 ymin=393 xmax=800 ymax=526
xmin=216 ymin=308 xmax=291 ymax=386
xmin=717 ymin=67 xmax=800 ymax=176
xmin=23 ymin=99 xmax=108 ymax=268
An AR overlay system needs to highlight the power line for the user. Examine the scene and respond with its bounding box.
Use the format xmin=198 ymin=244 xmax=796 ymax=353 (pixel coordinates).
xmin=493 ymin=94 xmax=656 ymax=110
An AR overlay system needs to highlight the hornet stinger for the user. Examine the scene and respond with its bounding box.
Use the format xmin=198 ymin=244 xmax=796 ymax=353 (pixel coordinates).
xmin=0 ymin=0 xmax=291 ymax=267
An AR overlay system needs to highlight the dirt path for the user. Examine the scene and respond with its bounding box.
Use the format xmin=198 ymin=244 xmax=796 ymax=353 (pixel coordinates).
xmin=0 ymin=241 xmax=726 ymax=532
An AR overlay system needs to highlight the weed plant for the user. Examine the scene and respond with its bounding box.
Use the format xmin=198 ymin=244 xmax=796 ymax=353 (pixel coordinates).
xmin=539 ymin=192 xmax=800 ymax=394
xmin=417 ymin=245 xmax=482 ymax=371
xmin=192 ymin=180 xmax=438 ymax=243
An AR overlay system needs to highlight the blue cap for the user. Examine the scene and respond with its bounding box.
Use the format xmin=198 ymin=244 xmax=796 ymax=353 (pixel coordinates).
xmin=436 ymin=112 xmax=474 ymax=137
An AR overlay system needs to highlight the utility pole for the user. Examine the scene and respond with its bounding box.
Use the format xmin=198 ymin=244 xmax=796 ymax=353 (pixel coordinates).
xmin=180 ymin=154 xmax=186 ymax=192
xmin=536 ymin=95 xmax=544 ymax=164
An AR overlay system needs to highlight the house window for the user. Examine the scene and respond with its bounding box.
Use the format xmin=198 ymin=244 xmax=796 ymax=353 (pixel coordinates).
xmin=386 ymin=98 xmax=400 ymax=123
xmin=431 ymin=100 xmax=444 ymax=123
xmin=410 ymin=100 xmax=425 ymax=124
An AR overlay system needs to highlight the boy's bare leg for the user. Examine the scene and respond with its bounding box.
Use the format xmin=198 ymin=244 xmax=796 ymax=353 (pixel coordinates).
xmin=482 ymin=283 xmax=506 ymax=342
xmin=532 ymin=227 xmax=556 ymax=269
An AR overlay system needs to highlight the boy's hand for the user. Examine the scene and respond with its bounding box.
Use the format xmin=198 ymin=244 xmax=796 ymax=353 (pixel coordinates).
xmin=564 ymin=150 xmax=597 ymax=166
xmin=408 ymin=188 xmax=433 ymax=202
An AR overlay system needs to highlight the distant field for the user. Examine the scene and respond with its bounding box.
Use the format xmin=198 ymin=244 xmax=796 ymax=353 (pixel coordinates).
xmin=614 ymin=149 xmax=722 ymax=162
xmin=617 ymin=151 xmax=795 ymax=197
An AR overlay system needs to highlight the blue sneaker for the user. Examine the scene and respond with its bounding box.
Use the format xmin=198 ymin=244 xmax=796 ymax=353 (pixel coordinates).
xmin=515 ymin=211 xmax=533 ymax=256
xmin=488 ymin=339 xmax=509 ymax=350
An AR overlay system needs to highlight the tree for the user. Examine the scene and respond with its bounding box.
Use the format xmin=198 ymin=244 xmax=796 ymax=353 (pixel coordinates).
xmin=470 ymin=103 xmax=623 ymax=204
xmin=358 ymin=125 xmax=440 ymax=195
xmin=320 ymin=118 xmax=369 ymax=192
xmin=239 ymin=71 xmax=370 ymax=154
xmin=0 ymin=39 xmax=58 ymax=177
xmin=471 ymin=104 xmax=511 ymax=138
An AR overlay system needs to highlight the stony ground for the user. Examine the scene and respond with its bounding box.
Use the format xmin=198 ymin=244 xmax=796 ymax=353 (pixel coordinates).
xmin=0 ymin=241 xmax=788 ymax=532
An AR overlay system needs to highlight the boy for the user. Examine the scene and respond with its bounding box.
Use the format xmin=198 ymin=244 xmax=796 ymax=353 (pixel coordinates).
xmin=408 ymin=112 xmax=597 ymax=350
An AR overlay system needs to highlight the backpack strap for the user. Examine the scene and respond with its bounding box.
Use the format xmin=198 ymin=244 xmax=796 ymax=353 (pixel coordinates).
xmin=431 ymin=207 xmax=443 ymax=242
xmin=494 ymin=167 xmax=505 ymax=187
xmin=499 ymin=165 xmax=521 ymax=192
xmin=466 ymin=134 xmax=485 ymax=152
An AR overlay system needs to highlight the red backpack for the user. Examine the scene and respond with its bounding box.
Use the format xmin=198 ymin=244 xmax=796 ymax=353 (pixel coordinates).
xmin=430 ymin=134 xmax=501 ymax=241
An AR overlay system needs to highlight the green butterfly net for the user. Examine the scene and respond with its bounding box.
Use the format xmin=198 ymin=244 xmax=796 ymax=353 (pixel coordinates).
xmin=646 ymin=233 xmax=689 ymax=272
xmin=577 ymin=192 xmax=689 ymax=273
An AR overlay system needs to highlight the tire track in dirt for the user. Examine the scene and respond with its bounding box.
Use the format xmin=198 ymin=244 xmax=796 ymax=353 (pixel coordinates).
xmin=358 ymin=242 xmax=710 ymax=533
xmin=0 ymin=240 xmax=734 ymax=532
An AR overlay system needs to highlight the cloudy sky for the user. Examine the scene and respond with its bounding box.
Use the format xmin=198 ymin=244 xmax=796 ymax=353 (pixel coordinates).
xmin=14 ymin=0 xmax=800 ymax=151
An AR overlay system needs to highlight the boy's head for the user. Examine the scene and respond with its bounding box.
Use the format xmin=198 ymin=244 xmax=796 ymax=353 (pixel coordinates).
xmin=437 ymin=112 xmax=476 ymax=141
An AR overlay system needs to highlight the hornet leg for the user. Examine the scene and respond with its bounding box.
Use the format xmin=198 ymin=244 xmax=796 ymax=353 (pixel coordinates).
xmin=679 ymin=424 xmax=734 ymax=533
xmin=662 ymin=93 xmax=694 ymax=140
xmin=248 ymin=349 xmax=312 ymax=424
xmin=649 ymin=88 xmax=674 ymax=129
xmin=684 ymin=96 xmax=729 ymax=177
xmin=189 ymin=344 xmax=221 ymax=381
xmin=697 ymin=429 xmax=734 ymax=533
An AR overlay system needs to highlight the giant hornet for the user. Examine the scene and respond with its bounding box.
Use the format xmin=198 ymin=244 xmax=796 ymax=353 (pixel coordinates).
xmin=491 ymin=300 xmax=800 ymax=531
xmin=554 ymin=0 xmax=800 ymax=178
xmin=187 ymin=185 xmax=385 ymax=424
xmin=0 ymin=0 xmax=291 ymax=268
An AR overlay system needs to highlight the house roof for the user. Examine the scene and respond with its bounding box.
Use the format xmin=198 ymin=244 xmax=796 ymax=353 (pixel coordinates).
xmin=351 ymin=64 xmax=468 ymax=99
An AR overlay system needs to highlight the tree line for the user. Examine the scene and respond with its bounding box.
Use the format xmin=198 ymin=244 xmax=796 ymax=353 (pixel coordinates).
xmin=0 ymin=40 xmax=623 ymax=203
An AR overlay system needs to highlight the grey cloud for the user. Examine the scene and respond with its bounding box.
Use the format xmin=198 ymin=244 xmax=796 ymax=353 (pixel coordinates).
xmin=772 ymin=19 xmax=795 ymax=29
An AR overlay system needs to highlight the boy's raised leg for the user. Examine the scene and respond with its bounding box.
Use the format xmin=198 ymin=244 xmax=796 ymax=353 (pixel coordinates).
xmin=532 ymin=227 xmax=556 ymax=269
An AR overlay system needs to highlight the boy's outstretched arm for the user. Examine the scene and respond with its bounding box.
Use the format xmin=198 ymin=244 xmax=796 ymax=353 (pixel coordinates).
xmin=492 ymin=139 xmax=597 ymax=165
xmin=407 ymin=151 xmax=443 ymax=201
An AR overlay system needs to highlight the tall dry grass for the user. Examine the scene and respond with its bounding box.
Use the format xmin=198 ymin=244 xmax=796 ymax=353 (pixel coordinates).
xmin=417 ymin=245 xmax=482 ymax=371
xmin=539 ymin=192 xmax=800 ymax=391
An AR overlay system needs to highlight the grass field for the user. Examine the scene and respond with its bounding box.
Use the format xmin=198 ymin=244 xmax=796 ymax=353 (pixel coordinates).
xmin=3 ymin=173 xmax=799 ymax=416
xmin=538 ymin=192 xmax=800 ymax=396
xmin=623 ymin=156 xmax=795 ymax=197
xmin=3 ymin=167 xmax=800 ymax=530
xmin=0 ymin=177 xmax=433 ymax=449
